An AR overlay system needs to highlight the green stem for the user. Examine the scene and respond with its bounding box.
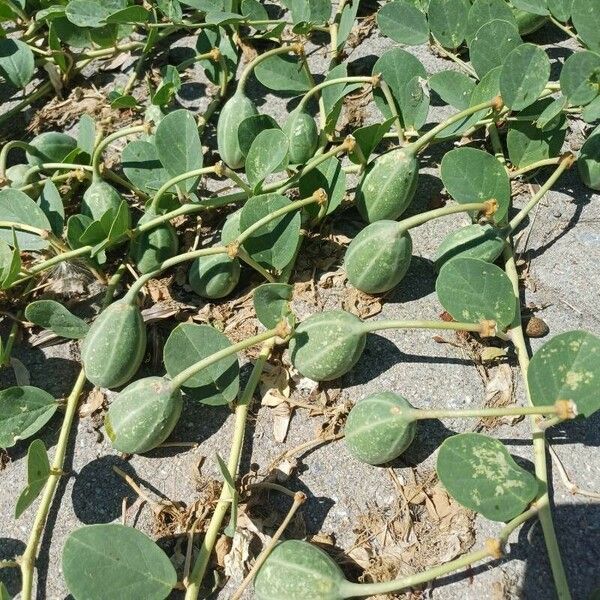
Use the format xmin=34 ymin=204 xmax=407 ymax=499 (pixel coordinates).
xmin=549 ymin=16 xmax=580 ymax=42
xmin=238 ymin=44 xmax=302 ymax=94
xmin=183 ymin=342 xmax=273 ymax=600
xmin=411 ymin=99 xmax=496 ymax=153
xmin=171 ymin=328 xmax=278 ymax=390
xmin=503 ymin=245 xmax=572 ymax=600
xmin=297 ymin=76 xmax=374 ymax=113
xmin=361 ymin=319 xmax=491 ymax=336
xmin=0 ymin=82 xmax=53 ymax=131
xmin=341 ymin=504 xmax=539 ymax=597
xmin=150 ymin=166 xmax=218 ymax=211
xmin=509 ymin=155 xmax=572 ymax=232
xmin=488 ymin=123 xmax=506 ymax=164
xmin=510 ymin=157 xmax=563 ymax=178
xmin=430 ymin=34 xmax=478 ymax=78
xmin=237 ymin=247 xmax=275 ymax=282
xmin=378 ymin=79 xmax=404 ymax=142
xmin=22 ymin=163 xmax=94 ymax=184
xmin=397 ymin=201 xmax=495 ymax=232
xmin=91 ymin=125 xmax=148 ymax=179
xmin=413 ymin=402 xmax=569 ymax=421
xmin=19 ymin=369 xmax=87 ymax=600
xmin=0 ymin=141 xmax=38 ymax=178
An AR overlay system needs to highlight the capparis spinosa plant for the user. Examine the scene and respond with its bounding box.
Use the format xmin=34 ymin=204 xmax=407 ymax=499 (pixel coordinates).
xmin=0 ymin=0 xmax=599 ymax=599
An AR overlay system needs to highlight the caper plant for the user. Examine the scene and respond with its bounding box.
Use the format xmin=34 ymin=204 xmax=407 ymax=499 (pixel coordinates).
xmin=0 ymin=0 xmax=599 ymax=599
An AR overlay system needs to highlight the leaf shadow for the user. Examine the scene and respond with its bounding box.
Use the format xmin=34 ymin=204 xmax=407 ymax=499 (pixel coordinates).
xmin=0 ymin=537 xmax=25 ymax=596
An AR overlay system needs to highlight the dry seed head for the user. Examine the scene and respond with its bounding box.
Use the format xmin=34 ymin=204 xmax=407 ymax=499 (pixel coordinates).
xmin=275 ymin=318 xmax=292 ymax=340
xmin=74 ymin=169 xmax=87 ymax=182
xmin=370 ymin=73 xmax=382 ymax=87
xmin=226 ymin=241 xmax=239 ymax=258
xmin=209 ymin=48 xmax=222 ymax=62
xmin=143 ymin=121 xmax=153 ymax=135
xmin=291 ymin=43 xmax=304 ymax=56
xmin=313 ymin=188 xmax=328 ymax=206
xmin=555 ymin=399 xmax=578 ymax=420
xmin=482 ymin=199 xmax=498 ymax=218
xmin=480 ymin=320 xmax=497 ymax=338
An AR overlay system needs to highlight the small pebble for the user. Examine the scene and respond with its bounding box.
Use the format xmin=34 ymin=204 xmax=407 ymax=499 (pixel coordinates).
xmin=524 ymin=316 xmax=550 ymax=338
xmin=553 ymin=209 xmax=562 ymax=218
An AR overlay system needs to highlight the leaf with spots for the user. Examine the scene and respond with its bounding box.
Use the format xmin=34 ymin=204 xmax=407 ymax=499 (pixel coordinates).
xmin=436 ymin=257 xmax=516 ymax=330
xmin=499 ymin=43 xmax=550 ymax=111
xmin=428 ymin=0 xmax=470 ymax=49
xmin=437 ymin=433 xmax=539 ymax=521
xmin=528 ymin=331 xmax=600 ymax=418
xmin=440 ymin=147 xmax=511 ymax=222
xmin=0 ymin=386 xmax=58 ymax=449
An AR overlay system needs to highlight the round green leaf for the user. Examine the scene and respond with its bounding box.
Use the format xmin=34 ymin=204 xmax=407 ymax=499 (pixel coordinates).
xmin=536 ymin=96 xmax=568 ymax=130
xmin=429 ymin=70 xmax=475 ymax=110
xmin=571 ymin=0 xmax=600 ymax=52
xmin=245 ymin=129 xmax=289 ymax=188
xmin=254 ymin=54 xmax=312 ymax=94
xmin=440 ymin=147 xmax=511 ymax=222
xmin=436 ymin=257 xmax=516 ymax=329
xmin=63 ymin=524 xmax=177 ymax=600
xmin=499 ymin=43 xmax=550 ymax=111
xmin=0 ymin=39 xmax=34 ymax=88
xmin=163 ymin=323 xmax=239 ymax=405
xmin=239 ymin=193 xmax=301 ymax=270
xmin=372 ymin=47 xmax=427 ymax=124
xmin=469 ymin=19 xmax=522 ymax=78
xmin=377 ymin=0 xmax=429 ymax=45
xmin=253 ymin=283 xmax=293 ymax=329
xmin=25 ymin=132 xmax=78 ymax=167
xmin=65 ymin=0 xmax=125 ymax=28
xmin=0 ymin=188 xmax=51 ymax=251
xmin=528 ymin=331 xmax=600 ymax=418
xmin=0 ymin=386 xmax=57 ymax=448
xmin=560 ymin=50 xmax=600 ymax=107
xmin=25 ymin=300 xmax=89 ymax=339
xmin=507 ymin=99 xmax=566 ymax=168
xmin=37 ymin=180 xmax=65 ymax=236
xmin=437 ymin=433 xmax=539 ymax=521
xmin=466 ymin=0 xmax=517 ymax=45
xmin=238 ymin=114 xmax=280 ymax=157
xmin=428 ymin=0 xmax=470 ymax=48
xmin=122 ymin=140 xmax=170 ymax=194
xmin=154 ymin=109 xmax=203 ymax=192
xmin=399 ymin=74 xmax=430 ymax=131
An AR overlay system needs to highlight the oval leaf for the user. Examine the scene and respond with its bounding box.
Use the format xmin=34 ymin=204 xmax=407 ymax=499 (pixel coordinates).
xmin=122 ymin=140 xmax=170 ymax=194
xmin=239 ymin=193 xmax=301 ymax=270
xmin=572 ymin=0 xmax=600 ymax=52
xmin=238 ymin=114 xmax=280 ymax=157
xmin=0 ymin=39 xmax=34 ymax=88
xmin=500 ymin=43 xmax=550 ymax=111
xmin=163 ymin=323 xmax=239 ymax=405
xmin=528 ymin=331 xmax=600 ymax=418
xmin=0 ymin=188 xmax=51 ymax=251
xmin=245 ymin=129 xmax=289 ymax=189
xmin=25 ymin=300 xmax=89 ymax=339
xmin=437 ymin=433 xmax=539 ymax=521
xmin=253 ymin=283 xmax=293 ymax=328
xmin=254 ymin=54 xmax=312 ymax=94
xmin=154 ymin=109 xmax=203 ymax=192
xmin=428 ymin=0 xmax=470 ymax=48
xmin=440 ymin=147 xmax=511 ymax=222
xmin=466 ymin=0 xmax=517 ymax=45
xmin=559 ymin=50 xmax=600 ymax=107
xmin=377 ymin=0 xmax=429 ymax=45
xmin=62 ymin=524 xmax=177 ymax=600
xmin=0 ymin=386 xmax=57 ymax=448
xmin=15 ymin=439 xmax=50 ymax=518
xmin=436 ymin=257 xmax=516 ymax=330
xmin=469 ymin=19 xmax=522 ymax=78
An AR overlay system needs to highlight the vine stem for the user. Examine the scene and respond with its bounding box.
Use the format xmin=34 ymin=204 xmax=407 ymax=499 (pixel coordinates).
xmin=509 ymin=154 xmax=573 ymax=232
xmin=549 ymin=16 xmax=581 ymax=42
xmin=0 ymin=141 xmax=38 ymax=178
xmin=0 ymin=82 xmax=53 ymax=131
xmin=361 ymin=319 xmax=495 ymax=337
xmin=377 ymin=79 xmax=404 ymax=142
xmin=297 ymin=76 xmax=376 ymax=112
xmin=238 ymin=44 xmax=303 ymax=93
xmin=184 ymin=342 xmax=274 ymax=600
xmin=91 ymin=124 xmax=149 ymax=179
xmin=503 ymin=245 xmax=572 ymax=600
xmin=510 ymin=157 xmax=563 ymax=178
xmin=341 ymin=504 xmax=540 ymax=597
xmin=19 ymin=369 xmax=87 ymax=600
xmin=150 ymin=165 xmax=219 ymax=211
xmin=429 ymin=34 xmax=478 ymax=78
xmin=230 ymin=491 xmax=307 ymax=600
xmin=412 ymin=401 xmax=575 ymax=421
xmin=397 ymin=200 xmax=496 ymax=232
